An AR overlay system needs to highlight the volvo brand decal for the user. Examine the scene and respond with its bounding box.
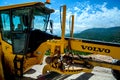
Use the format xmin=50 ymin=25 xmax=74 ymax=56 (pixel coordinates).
xmin=81 ymin=45 xmax=110 ymax=53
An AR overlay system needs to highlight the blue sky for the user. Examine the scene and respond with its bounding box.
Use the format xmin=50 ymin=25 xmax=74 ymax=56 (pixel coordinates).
xmin=0 ymin=0 xmax=120 ymax=35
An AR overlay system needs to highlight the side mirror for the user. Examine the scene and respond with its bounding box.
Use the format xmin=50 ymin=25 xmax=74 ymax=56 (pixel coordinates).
xmin=50 ymin=20 xmax=53 ymax=33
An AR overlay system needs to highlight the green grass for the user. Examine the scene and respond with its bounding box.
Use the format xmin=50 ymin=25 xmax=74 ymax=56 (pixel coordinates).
xmin=45 ymin=48 xmax=91 ymax=56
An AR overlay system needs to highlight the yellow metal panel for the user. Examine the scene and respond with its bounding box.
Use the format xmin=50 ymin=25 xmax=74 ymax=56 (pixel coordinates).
xmin=0 ymin=2 xmax=44 ymax=10
xmin=70 ymin=39 xmax=120 ymax=59
xmin=0 ymin=46 xmax=5 ymax=80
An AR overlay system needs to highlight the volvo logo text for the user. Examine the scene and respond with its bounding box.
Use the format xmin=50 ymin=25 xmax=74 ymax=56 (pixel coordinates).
xmin=81 ymin=45 xmax=110 ymax=53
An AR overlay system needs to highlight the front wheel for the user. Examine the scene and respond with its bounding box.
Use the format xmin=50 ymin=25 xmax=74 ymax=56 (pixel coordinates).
xmin=112 ymin=60 xmax=120 ymax=80
xmin=112 ymin=70 xmax=120 ymax=80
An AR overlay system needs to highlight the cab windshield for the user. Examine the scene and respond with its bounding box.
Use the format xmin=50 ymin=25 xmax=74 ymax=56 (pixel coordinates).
xmin=33 ymin=7 xmax=49 ymax=31
xmin=12 ymin=6 xmax=49 ymax=32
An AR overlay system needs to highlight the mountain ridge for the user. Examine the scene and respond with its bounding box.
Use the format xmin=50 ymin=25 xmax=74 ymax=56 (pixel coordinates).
xmin=67 ymin=26 xmax=120 ymax=43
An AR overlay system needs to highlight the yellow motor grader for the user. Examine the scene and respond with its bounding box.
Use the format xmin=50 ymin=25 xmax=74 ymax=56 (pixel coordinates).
xmin=0 ymin=0 xmax=120 ymax=80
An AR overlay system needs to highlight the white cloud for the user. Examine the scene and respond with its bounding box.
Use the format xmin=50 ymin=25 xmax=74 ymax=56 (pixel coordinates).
xmin=52 ymin=2 xmax=120 ymax=35
xmin=71 ymin=2 xmax=120 ymax=33
xmin=74 ymin=7 xmax=80 ymax=12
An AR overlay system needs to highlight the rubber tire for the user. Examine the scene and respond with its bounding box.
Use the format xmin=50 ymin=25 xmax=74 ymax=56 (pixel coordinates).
xmin=112 ymin=69 xmax=120 ymax=80
xmin=112 ymin=60 xmax=120 ymax=80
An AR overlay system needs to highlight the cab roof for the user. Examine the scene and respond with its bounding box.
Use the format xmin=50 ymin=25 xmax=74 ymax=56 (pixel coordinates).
xmin=0 ymin=2 xmax=54 ymax=13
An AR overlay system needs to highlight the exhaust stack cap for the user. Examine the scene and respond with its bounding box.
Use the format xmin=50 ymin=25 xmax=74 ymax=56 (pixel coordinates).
xmin=45 ymin=0 xmax=51 ymax=4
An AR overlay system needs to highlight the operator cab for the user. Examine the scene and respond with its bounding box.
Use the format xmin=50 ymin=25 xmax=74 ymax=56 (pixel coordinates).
xmin=0 ymin=2 xmax=55 ymax=54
